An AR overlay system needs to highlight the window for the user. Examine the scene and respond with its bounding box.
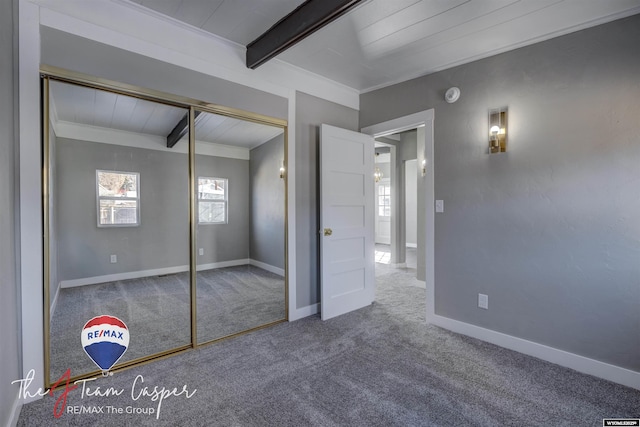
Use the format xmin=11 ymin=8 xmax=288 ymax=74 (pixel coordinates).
xmin=198 ymin=177 xmax=228 ymax=224
xmin=378 ymin=183 xmax=391 ymax=217
xmin=97 ymin=170 xmax=140 ymax=226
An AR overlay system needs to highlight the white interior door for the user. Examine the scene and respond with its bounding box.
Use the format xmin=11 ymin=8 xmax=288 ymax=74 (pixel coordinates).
xmin=320 ymin=124 xmax=375 ymax=320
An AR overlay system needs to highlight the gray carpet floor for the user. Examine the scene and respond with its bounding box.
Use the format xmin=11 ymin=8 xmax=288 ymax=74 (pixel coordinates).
xmin=21 ymin=260 xmax=640 ymax=426
xmin=49 ymin=265 xmax=285 ymax=381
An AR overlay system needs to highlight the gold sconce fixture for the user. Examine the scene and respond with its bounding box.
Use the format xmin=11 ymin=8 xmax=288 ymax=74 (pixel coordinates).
xmin=489 ymin=107 xmax=508 ymax=154
xmin=374 ymin=167 xmax=383 ymax=183
xmin=279 ymin=160 xmax=285 ymax=179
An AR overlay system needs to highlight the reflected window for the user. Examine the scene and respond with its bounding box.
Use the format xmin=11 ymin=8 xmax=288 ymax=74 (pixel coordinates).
xmin=378 ymin=183 xmax=391 ymax=217
xmin=198 ymin=177 xmax=228 ymax=224
xmin=96 ymin=170 xmax=140 ymax=226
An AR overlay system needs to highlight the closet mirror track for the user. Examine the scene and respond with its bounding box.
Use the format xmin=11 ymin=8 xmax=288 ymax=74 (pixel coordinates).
xmin=42 ymin=71 xmax=288 ymax=387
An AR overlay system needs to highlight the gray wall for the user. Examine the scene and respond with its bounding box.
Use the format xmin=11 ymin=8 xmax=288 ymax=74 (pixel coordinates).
xmin=0 ymin=0 xmax=20 ymax=423
xmin=250 ymin=134 xmax=285 ymax=270
xmin=405 ymin=159 xmax=417 ymax=247
xmin=196 ymin=153 xmax=250 ymax=265
xmin=397 ymin=132 xmax=419 ymax=251
xmin=398 ymin=132 xmax=418 ymax=162
xmin=55 ymin=138 xmax=249 ymax=282
xmin=360 ymin=15 xmax=640 ymax=371
xmin=295 ymin=91 xmax=359 ymax=308
xmin=40 ymin=27 xmax=287 ymax=121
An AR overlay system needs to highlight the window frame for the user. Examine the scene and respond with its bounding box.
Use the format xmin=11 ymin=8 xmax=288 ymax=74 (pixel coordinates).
xmin=377 ymin=181 xmax=391 ymax=218
xmin=197 ymin=176 xmax=228 ymax=225
xmin=96 ymin=169 xmax=141 ymax=228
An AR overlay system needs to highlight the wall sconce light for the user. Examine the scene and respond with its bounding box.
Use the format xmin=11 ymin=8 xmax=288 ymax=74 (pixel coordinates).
xmin=374 ymin=167 xmax=383 ymax=183
xmin=279 ymin=160 xmax=285 ymax=179
xmin=421 ymin=159 xmax=427 ymax=177
xmin=489 ymin=107 xmax=508 ymax=154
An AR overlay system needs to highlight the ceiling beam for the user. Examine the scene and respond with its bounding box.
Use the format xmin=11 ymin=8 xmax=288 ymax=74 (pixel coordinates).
xmin=246 ymin=0 xmax=363 ymax=69
xmin=167 ymin=110 xmax=201 ymax=148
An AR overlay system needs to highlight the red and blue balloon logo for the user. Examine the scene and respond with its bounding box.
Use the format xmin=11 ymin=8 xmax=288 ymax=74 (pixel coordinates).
xmin=81 ymin=315 xmax=129 ymax=373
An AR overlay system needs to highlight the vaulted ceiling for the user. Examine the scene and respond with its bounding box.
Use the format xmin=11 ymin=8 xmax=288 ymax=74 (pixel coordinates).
xmin=126 ymin=0 xmax=640 ymax=92
xmin=46 ymin=0 xmax=640 ymax=147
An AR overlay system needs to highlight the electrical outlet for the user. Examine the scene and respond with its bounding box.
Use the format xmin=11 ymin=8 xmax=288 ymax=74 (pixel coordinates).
xmin=199 ymin=248 xmax=204 ymax=256
xmin=435 ymin=200 xmax=444 ymax=213
xmin=110 ymin=254 xmax=117 ymax=264
xmin=478 ymin=293 xmax=488 ymax=310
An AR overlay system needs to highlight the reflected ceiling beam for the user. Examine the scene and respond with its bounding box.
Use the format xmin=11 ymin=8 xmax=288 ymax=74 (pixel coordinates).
xmin=167 ymin=110 xmax=202 ymax=148
xmin=246 ymin=0 xmax=364 ymax=69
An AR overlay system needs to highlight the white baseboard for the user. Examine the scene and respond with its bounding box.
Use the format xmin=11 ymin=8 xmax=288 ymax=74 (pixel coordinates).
xmin=289 ymin=303 xmax=319 ymax=321
xmin=391 ymin=262 xmax=407 ymax=268
xmin=61 ymin=265 xmax=189 ymax=288
xmin=59 ymin=259 xmax=250 ymax=288
xmin=428 ymin=314 xmax=640 ymax=390
xmin=249 ymin=259 xmax=285 ymax=277
xmin=6 ymin=395 xmax=22 ymax=427
xmin=406 ymin=243 xmax=417 ymax=248
xmin=198 ymin=260 xmax=249 ymax=272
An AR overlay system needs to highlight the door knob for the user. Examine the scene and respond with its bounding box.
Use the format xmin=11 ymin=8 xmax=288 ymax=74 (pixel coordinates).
xmin=323 ymin=228 xmax=333 ymax=236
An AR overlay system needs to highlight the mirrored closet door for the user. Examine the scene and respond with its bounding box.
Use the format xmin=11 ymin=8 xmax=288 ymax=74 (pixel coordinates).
xmin=43 ymin=74 xmax=287 ymax=386
xmin=194 ymin=109 xmax=286 ymax=344
xmin=45 ymin=79 xmax=192 ymax=384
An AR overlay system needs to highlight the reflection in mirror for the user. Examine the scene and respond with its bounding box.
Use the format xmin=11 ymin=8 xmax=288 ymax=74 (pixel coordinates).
xmin=47 ymin=80 xmax=191 ymax=383
xmin=194 ymin=110 xmax=286 ymax=344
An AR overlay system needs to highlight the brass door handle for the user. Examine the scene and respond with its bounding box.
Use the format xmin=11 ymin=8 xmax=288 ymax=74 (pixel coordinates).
xmin=323 ymin=228 xmax=333 ymax=236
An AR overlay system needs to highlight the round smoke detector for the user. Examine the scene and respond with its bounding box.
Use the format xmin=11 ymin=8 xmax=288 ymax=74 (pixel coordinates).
xmin=445 ymin=87 xmax=461 ymax=103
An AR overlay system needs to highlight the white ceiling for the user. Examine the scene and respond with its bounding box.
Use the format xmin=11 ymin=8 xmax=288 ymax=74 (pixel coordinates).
xmin=124 ymin=0 xmax=640 ymax=92
xmin=129 ymin=0 xmax=307 ymax=45
xmin=50 ymin=80 xmax=283 ymax=149
xmin=47 ymin=0 xmax=640 ymax=135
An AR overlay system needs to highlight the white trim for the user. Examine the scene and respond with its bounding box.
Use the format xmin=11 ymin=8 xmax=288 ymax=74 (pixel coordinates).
xmin=59 ymin=259 xmax=250 ymax=288
xmin=391 ymin=263 xmax=407 ymax=269
xmin=55 ymin=121 xmax=251 ymax=160
xmin=361 ymin=110 xmax=434 ymax=138
xmin=249 ymin=259 xmax=284 ymax=277
xmin=196 ymin=260 xmax=248 ymax=272
xmin=286 ymin=89 xmax=297 ymax=322
xmin=429 ymin=314 xmax=640 ymax=391
xmin=406 ymin=243 xmax=417 ymax=248
xmin=289 ymin=303 xmax=319 ymax=321
xmin=19 ymin=0 xmax=45 ymax=402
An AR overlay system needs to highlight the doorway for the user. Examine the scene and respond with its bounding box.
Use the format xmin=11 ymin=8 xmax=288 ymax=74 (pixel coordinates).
xmin=373 ymin=131 xmax=420 ymax=272
xmin=361 ymin=110 xmax=435 ymax=320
